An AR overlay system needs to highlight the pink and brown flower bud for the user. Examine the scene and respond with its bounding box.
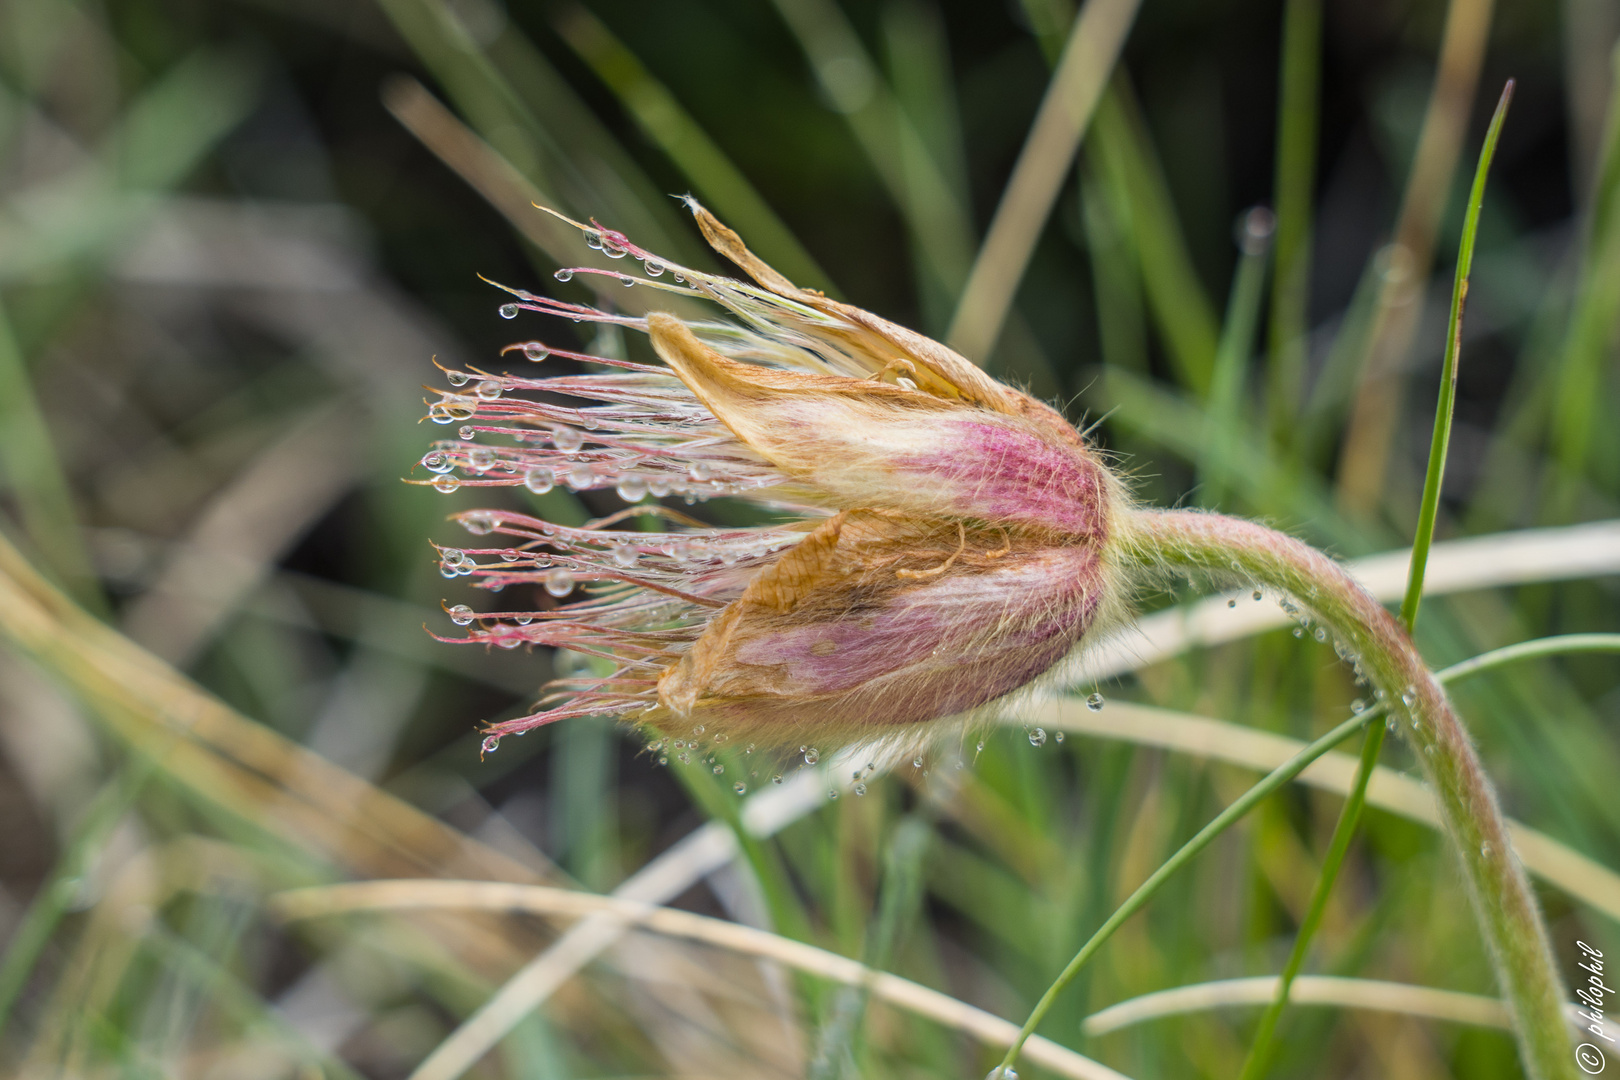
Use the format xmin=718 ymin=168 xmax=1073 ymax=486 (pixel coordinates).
xmin=414 ymin=201 xmax=1123 ymax=753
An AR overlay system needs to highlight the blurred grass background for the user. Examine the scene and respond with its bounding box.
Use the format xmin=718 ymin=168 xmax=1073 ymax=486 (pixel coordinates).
xmin=0 ymin=0 xmax=1616 ymax=1077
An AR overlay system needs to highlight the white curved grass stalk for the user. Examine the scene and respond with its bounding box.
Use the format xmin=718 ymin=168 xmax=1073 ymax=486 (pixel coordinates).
xmin=1080 ymin=974 xmax=1519 ymax=1037
xmin=1057 ymin=517 xmax=1620 ymax=685
xmin=272 ymin=880 xmax=1135 ymax=1080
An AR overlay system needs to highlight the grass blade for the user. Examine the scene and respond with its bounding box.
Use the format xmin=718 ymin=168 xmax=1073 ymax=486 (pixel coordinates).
xmin=272 ymin=878 xmax=1136 ymax=1080
xmin=945 ymin=0 xmax=1142 ymax=363
xmin=0 ymin=302 xmax=99 ymax=608
xmin=1088 ymin=81 xmax=1222 ymax=394
xmin=1265 ymin=0 xmax=1323 ymax=441
xmin=1237 ymin=81 xmax=1514 ymax=1080
xmin=992 ymin=712 xmax=1372 ymax=1074
xmin=1201 ymin=208 xmax=1275 ymax=507
xmin=1334 ymin=0 xmax=1497 ymax=512
xmin=551 ymin=5 xmax=836 ymax=293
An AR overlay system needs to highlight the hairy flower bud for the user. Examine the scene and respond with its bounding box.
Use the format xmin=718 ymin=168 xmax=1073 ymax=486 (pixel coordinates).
xmin=415 ymin=200 xmax=1123 ymax=753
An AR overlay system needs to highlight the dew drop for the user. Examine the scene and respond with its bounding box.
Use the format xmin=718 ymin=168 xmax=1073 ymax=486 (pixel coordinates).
xmin=616 ymin=476 xmax=648 ymax=502
xmin=499 ymin=303 xmax=519 ymax=319
xmin=687 ymin=460 xmax=713 ymax=482
xmin=734 ymin=782 xmax=747 ymax=795
xmin=648 ymin=477 xmax=672 ymax=498
xmin=1086 ymin=692 xmax=1105 ymax=712
xmin=1055 ymin=731 xmax=1065 ymax=743
xmin=602 ymin=237 xmax=628 ymax=259
xmin=659 ymin=755 xmax=669 ymax=766
xmin=552 ymin=426 xmax=584 ymax=453
xmin=772 ymin=774 xmax=784 ymax=784
xmin=586 ymin=231 xmax=604 ymax=250
xmin=468 ymin=447 xmax=495 ymax=472
xmin=544 ymin=568 xmax=576 ymax=597
xmin=712 ymin=763 xmax=724 ymax=775
xmin=475 ymin=379 xmax=503 ymax=400
xmin=446 ymin=370 xmax=471 ymax=387
xmin=1253 ymin=589 xmax=1263 ymax=601
xmin=433 ymin=474 xmax=461 ymax=493
xmin=644 ymin=259 xmax=665 ymax=277
xmin=422 ymin=451 xmax=454 ymax=473
xmin=566 ymin=463 xmax=594 ymax=490
xmin=514 ymin=614 xmax=532 ymax=624
xmin=912 ymin=757 xmax=924 ymax=769
xmin=1314 ymin=627 xmax=1328 ymax=643
xmin=827 ymin=789 xmax=839 ymax=801
xmin=1401 ymin=687 xmax=1417 ymax=708
xmin=448 ymin=604 xmax=475 ymax=626
xmin=1386 ymin=716 xmax=1397 ymax=731
xmin=1292 ymin=627 xmax=1305 ymax=638
xmin=481 ymin=735 xmax=501 ymax=754
xmin=1028 ymin=727 xmax=1047 ymax=747
xmin=524 ymin=468 xmax=554 ymax=494
xmin=1228 ymin=598 xmax=1237 ymax=608
xmin=804 ymin=747 xmax=820 ymax=765
xmin=854 ymin=782 xmax=867 ymax=796
xmin=1351 ymin=698 xmax=1366 ymax=713
xmin=987 ymin=1068 xmax=1019 ymax=1080
xmin=610 ymin=544 xmax=637 ymax=568
xmin=1480 ymin=842 xmax=1492 ymax=858
xmin=553 ymin=268 xmax=574 ymax=282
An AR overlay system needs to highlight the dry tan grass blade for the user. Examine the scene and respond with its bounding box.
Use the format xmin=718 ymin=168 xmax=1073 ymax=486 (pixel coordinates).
xmin=947 ymin=0 xmax=1143 ymax=363
xmin=0 ymin=530 xmax=550 ymax=889
xmin=271 ymin=879 xmax=1137 ymax=1080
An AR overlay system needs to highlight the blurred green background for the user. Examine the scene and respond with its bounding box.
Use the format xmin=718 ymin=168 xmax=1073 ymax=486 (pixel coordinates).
xmin=0 ymin=0 xmax=1616 ymax=1077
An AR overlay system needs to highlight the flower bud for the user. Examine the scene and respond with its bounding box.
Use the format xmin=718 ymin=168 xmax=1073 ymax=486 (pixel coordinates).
xmin=416 ymin=201 xmax=1122 ymax=753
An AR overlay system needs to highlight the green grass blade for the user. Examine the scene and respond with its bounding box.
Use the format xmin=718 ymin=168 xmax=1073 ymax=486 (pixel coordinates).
xmin=1402 ymin=80 xmax=1513 ymax=629
xmin=1080 ymin=162 xmax=1149 ymax=372
xmin=1238 ymin=82 xmax=1513 ymax=1080
xmin=1202 ymin=208 xmax=1275 ymax=507
xmin=992 ymin=712 xmax=1371 ymax=1074
xmin=991 ymin=618 xmax=1589 ymax=1076
xmin=550 ymin=6 xmax=835 ymax=293
xmin=0 ymin=758 xmax=151 ymax=1037
xmin=1089 ymin=81 xmax=1221 ymax=395
xmin=765 ymin=0 xmax=976 ymax=304
xmin=0 ymin=302 xmax=100 ymax=608
xmin=808 ymin=814 xmax=930 ymax=1079
xmin=1265 ymin=0 xmax=1322 ymax=441
xmin=1546 ymin=47 xmax=1620 ymax=519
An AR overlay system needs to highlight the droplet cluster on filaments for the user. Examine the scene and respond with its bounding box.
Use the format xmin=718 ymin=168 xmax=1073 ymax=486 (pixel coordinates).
xmin=418 ymin=362 xmax=785 ymax=508
xmin=413 ymin=224 xmax=886 ymax=745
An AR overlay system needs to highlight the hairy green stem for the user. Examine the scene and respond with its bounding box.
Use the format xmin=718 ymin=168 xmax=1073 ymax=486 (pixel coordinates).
xmin=1117 ymin=507 xmax=1574 ymax=1080
xmin=1239 ymin=80 xmax=1516 ymax=1079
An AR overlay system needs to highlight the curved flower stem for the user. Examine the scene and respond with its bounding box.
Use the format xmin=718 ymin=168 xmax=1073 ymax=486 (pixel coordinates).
xmin=1114 ymin=507 xmax=1575 ymax=1080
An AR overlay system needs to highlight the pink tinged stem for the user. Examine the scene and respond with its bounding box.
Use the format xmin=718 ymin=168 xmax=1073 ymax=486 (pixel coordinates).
xmin=1117 ymin=508 xmax=1575 ymax=1080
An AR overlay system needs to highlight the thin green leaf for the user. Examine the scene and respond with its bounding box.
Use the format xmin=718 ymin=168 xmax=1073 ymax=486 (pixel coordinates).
xmin=1265 ymin=0 xmax=1322 ymax=441
xmin=1240 ymin=81 xmax=1514 ymax=1080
